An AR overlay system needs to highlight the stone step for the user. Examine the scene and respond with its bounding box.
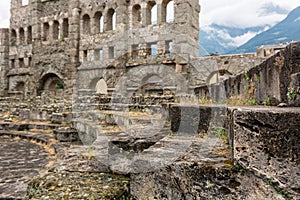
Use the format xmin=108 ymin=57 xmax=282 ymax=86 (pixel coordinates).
xmin=72 ymin=110 xmax=168 ymax=129
xmin=72 ymin=103 xmax=167 ymax=112
xmin=0 ymin=122 xmax=60 ymax=132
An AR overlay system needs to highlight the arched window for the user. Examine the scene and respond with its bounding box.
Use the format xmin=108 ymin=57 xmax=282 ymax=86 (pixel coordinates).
xmin=11 ymin=29 xmax=17 ymax=46
xmin=15 ymin=82 xmax=25 ymax=92
xmin=94 ymin=12 xmax=104 ymax=33
xmin=82 ymin=14 xmax=91 ymax=34
xmin=19 ymin=28 xmax=25 ymax=45
xmin=18 ymin=58 xmax=25 ymax=68
xmin=132 ymin=4 xmax=142 ymax=27
xmin=151 ymin=5 xmax=157 ymax=25
xmin=166 ymin=0 xmax=174 ymax=23
xmin=38 ymin=73 xmax=64 ymax=97
xmin=106 ymin=9 xmax=116 ymax=31
xmin=95 ymin=78 xmax=108 ymax=94
xmin=100 ymin=16 xmax=104 ymax=32
xmin=53 ymin=20 xmax=60 ymax=40
xmin=62 ymin=18 xmax=69 ymax=38
xmin=112 ymin=12 xmax=116 ymax=30
xmin=43 ymin=22 xmax=50 ymax=41
xmin=166 ymin=40 xmax=173 ymax=54
xmin=146 ymin=2 xmax=157 ymax=25
xmin=27 ymin=26 xmax=32 ymax=44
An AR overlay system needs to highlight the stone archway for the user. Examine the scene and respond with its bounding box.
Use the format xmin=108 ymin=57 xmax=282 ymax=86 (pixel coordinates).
xmin=15 ymin=81 xmax=25 ymax=92
xmin=95 ymin=78 xmax=108 ymax=95
xmin=38 ymin=73 xmax=64 ymax=97
xmin=140 ymin=74 xmax=163 ymax=96
xmin=207 ymin=70 xmax=233 ymax=85
xmin=14 ymin=81 xmax=26 ymax=99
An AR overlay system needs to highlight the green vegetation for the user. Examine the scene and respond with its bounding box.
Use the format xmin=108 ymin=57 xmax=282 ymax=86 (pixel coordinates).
xmin=244 ymin=70 xmax=250 ymax=81
xmin=60 ymin=34 xmax=65 ymax=41
xmin=266 ymin=179 xmax=293 ymax=200
xmin=255 ymin=74 xmax=260 ymax=82
xmin=56 ymin=82 xmax=64 ymax=90
xmin=198 ymin=97 xmax=212 ymax=104
xmin=237 ymin=165 xmax=245 ymax=174
xmin=264 ymin=97 xmax=271 ymax=106
xmin=287 ymin=87 xmax=297 ymax=102
xmin=248 ymin=98 xmax=257 ymax=106
xmin=209 ymin=125 xmax=228 ymax=143
xmin=226 ymin=95 xmax=257 ymax=106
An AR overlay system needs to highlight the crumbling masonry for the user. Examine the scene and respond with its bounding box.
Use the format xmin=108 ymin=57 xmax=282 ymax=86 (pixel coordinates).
xmin=1 ymin=0 xmax=298 ymax=105
xmin=0 ymin=0 xmax=201 ymax=98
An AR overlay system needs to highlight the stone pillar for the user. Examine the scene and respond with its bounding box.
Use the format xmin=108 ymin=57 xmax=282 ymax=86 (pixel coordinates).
xmin=66 ymin=0 xmax=80 ymax=97
xmin=24 ymin=27 xmax=28 ymax=45
xmin=116 ymin=1 xmax=129 ymax=32
xmin=141 ymin=3 xmax=149 ymax=27
xmin=0 ymin=29 xmax=9 ymax=96
xmin=157 ymin=41 xmax=166 ymax=55
xmin=16 ymin=29 xmax=20 ymax=46
xmin=48 ymin=21 xmax=54 ymax=41
xmin=91 ymin=16 xmax=97 ymax=35
xmin=30 ymin=0 xmax=42 ymax=96
xmin=173 ymin=0 xmax=200 ymax=58
xmin=59 ymin=19 xmax=64 ymax=39
xmin=30 ymin=0 xmax=42 ymax=42
xmin=157 ymin=3 xmax=163 ymax=24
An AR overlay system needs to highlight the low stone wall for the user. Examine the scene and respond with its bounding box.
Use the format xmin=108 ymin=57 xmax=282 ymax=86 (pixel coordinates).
xmin=168 ymin=104 xmax=300 ymax=199
xmin=169 ymin=104 xmax=227 ymax=133
xmin=0 ymin=97 xmax=72 ymax=123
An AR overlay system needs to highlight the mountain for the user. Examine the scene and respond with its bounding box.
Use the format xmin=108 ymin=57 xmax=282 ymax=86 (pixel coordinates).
xmin=199 ymin=24 xmax=267 ymax=56
xmin=231 ymin=6 xmax=300 ymax=54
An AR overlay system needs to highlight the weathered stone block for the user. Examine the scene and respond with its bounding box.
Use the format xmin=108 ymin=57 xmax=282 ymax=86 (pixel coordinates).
xmin=19 ymin=109 xmax=30 ymax=120
xmin=170 ymin=104 xmax=227 ymax=134
xmin=53 ymin=128 xmax=80 ymax=143
xmin=233 ymin=107 xmax=300 ymax=198
xmin=51 ymin=113 xmax=63 ymax=124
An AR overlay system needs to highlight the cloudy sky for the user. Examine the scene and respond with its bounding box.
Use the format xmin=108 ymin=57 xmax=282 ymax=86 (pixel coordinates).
xmin=200 ymin=0 xmax=300 ymax=27
xmin=1 ymin=0 xmax=300 ymax=28
xmin=0 ymin=0 xmax=300 ymax=44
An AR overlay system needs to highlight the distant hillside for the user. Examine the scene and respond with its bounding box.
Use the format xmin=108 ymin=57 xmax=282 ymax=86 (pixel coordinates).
xmin=231 ymin=6 xmax=300 ymax=54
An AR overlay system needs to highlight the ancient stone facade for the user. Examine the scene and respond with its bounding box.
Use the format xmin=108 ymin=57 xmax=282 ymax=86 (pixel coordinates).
xmin=0 ymin=0 xmax=202 ymax=98
xmin=0 ymin=0 xmax=298 ymax=103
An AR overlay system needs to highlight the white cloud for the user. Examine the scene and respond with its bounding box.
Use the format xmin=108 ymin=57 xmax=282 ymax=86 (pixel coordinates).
xmin=203 ymin=25 xmax=264 ymax=47
xmin=230 ymin=31 xmax=260 ymax=46
xmin=0 ymin=0 xmax=300 ymax=29
xmin=0 ymin=19 xmax=9 ymax=28
xmin=0 ymin=1 xmax=10 ymax=28
xmin=200 ymin=0 xmax=300 ymax=28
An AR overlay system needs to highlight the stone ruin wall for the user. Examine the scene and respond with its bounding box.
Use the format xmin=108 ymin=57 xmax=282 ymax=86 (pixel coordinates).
xmin=1 ymin=0 xmax=296 ymax=103
xmin=188 ymin=53 xmax=266 ymax=89
xmin=8 ymin=0 xmax=80 ymax=98
xmin=76 ymin=0 xmax=200 ymax=96
xmin=78 ymin=0 xmax=200 ymax=62
xmin=195 ymin=42 xmax=300 ymax=106
xmin=8 ymin=0 xmax=34 ymax=98
xmin=2 ymin=0 xmax=202 ymax=99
